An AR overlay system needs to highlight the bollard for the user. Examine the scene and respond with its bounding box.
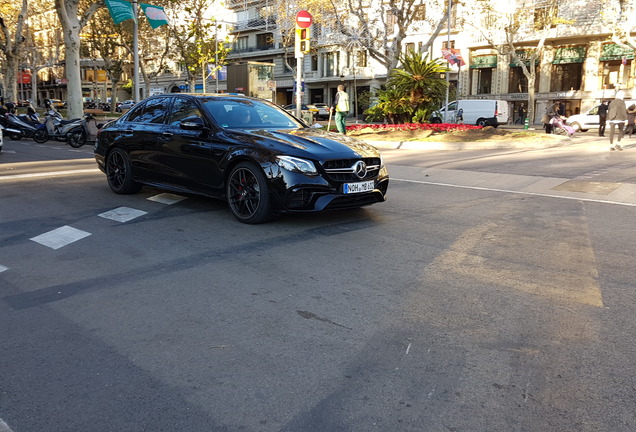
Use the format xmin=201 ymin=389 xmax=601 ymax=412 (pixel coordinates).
xmin=524 ymin=117 xmax=530 ymax=130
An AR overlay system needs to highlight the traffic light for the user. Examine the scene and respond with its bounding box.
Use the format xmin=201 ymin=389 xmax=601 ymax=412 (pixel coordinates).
xmin=295 ymin=26 xmax=311 ymax=56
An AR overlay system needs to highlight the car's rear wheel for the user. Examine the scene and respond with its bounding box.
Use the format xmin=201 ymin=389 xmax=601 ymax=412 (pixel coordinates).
xmin=570 ymin=122 xmax=582 ymax=132
xmin=106 ymin=147 xmax=142 ymax=194
xmin=226 ymin=161 xmax=273 ymax=224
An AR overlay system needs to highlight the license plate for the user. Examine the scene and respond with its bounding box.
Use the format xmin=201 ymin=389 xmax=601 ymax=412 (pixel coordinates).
xmin=343 ymin=180 xmax=374 ymax=194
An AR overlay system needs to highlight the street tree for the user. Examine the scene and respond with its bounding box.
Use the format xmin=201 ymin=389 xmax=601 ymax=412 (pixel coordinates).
xmin=327 ymin=0 xmax=454 ymax=72
xmin=466 ymin=0 xmax=572 ymax=124
xmin=54 ymin=0 xmax=102 ymax=118
xmin=0 ymin=0 xmax=28 ymax=104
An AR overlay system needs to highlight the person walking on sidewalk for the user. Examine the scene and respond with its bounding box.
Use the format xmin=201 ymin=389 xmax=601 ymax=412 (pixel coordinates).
xmin=626 ymin=104 xmax=636 ymax=137
xmin=608 ymin=91 xmax=627 ymax=151
xmin=331 ymin=85 xmax=350 ymax=135
xmin=598 ymin=101 xmax=608 ymax=136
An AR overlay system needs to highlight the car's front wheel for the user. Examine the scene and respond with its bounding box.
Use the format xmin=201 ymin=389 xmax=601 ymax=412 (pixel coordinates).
xmin=106 ymin=147 xmax=142 ymax=194
xmin=226 ymin=162 xmax=273 ymax=224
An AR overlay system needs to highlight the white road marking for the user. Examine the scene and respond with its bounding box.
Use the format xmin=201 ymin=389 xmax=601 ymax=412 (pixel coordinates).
xmin=0 ymin=265 xmax=8 ymax=273
xmin=98 ymin=207 xmax=148 ymax=223
xmin=30 ymin=225 xmax=91 ymax=250
xmin=147 ymin=193 xmax=187 ymax=205
xmin=393 ymin=178 xmax=636 ymax=207
xmin=0 ymin=418 xmax=14 ymax=432
xmin=0 ymin=169 xmax=99 ymax=181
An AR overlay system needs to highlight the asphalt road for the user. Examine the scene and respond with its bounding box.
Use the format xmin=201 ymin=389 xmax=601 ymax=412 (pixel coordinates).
xmin=1 ymin=135 xmax=636 ymax=431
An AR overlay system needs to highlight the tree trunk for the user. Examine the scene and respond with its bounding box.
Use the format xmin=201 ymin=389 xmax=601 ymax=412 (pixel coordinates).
xmin=4 ymin=54 xmax=20 ymax=104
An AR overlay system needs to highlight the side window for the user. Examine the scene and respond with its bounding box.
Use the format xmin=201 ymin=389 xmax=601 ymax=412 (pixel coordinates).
xmin=134 ymin=97 xmax=170 ymax=124
xmin=124 ymin=104 xmax=145 ymax=123
xmin=447 ymin=102 xmax=457 ymax=111
xmin=590 ymin=106 xmax=599 ymax=115
xmin=168 ymin=98 xmax=203 ymax=127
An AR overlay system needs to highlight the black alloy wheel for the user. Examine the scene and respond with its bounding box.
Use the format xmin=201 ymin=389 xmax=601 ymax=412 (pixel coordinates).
xmin=226 ymin=162 xmax=273 ymax=224
xmin=67 ymin=129 xmax=86 ymax=148
xmin=106 ymin=147 xmax=142 ymax=194
xmin=33 ymin=129 xmax=48 ymax=143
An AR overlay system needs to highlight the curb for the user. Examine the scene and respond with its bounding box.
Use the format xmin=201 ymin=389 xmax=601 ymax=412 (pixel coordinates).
xmin=363 ymin=136 xmax=573 ymax=151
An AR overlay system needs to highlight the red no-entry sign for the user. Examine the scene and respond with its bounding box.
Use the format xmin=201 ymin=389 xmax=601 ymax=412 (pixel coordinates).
xmin=296 ymin=10 xmax=312 ymax=28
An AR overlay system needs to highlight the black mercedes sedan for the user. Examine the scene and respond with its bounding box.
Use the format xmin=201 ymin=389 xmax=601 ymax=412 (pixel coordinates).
xmin=94 ymin=94 xmax=389 ymax=224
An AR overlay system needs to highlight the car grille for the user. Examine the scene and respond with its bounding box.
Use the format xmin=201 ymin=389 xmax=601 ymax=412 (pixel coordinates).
xmin=322 ymin=158 xmax=381 ymax=182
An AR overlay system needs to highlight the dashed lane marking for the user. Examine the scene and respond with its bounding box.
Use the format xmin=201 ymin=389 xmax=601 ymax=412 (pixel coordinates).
xmin=0 ymin=418 xmax=14 ymax=432
xmin=0 ymin=265 xmax=8 ymax=273
xmin=147 ymin=193 xmax=187 ymax=205
xmin=30 ymin=225 xmax=91 ymax=250
xmin=98 ymin=206 xmax=148 ymax=223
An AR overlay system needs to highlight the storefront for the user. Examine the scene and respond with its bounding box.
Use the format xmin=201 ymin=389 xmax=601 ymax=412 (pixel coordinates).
xmin=470 ymin=54 xmax=497 ymax=95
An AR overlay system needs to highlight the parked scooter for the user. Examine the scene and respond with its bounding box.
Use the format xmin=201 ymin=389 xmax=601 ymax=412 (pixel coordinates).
xmin=67 ymin=112 xmax=103 ymax=148
xmin=0 ymin=112 xmax=48 ymax=143
xmin=42 ymin=107 xmax=83 ymax=144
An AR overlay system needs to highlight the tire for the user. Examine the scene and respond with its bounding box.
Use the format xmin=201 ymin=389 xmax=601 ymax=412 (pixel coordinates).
xmin=9 ymin=133 xmax=21 ymax=140
xmin=476 ymin=118 xmax=489 ymax=127
xmin=33 ymin=129 xmax=49 ymax=143
xmin=570 ymin=122 xmax=582 ymax=132
xmin=105 ymin=147 xmax=142 ymax=194
xmin=68 ymin=128 xmax=86 ymax=148
xmin=226 ymin=161 xmax=273 ymax=224
xmin=430 ymin=117 xmax=442 ymax=124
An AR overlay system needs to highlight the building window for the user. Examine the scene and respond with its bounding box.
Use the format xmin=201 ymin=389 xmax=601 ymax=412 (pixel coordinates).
xmin=601 ymin=60 xmax=632 ymax=89
xmin=257 ymin=33 xmax=274 ymax=50
xmin=235 ymin=36 xmax=248 ymax=52
xmin=477 ymin=68 xmax=493 ymax=94
xmin=325 ymin=52 xmax=339 ymax=77
xmin=405 ymin=42 xmax=415 ymax=53
xmin=356 ymin=51 xmax=367 ymax=68
xmin=311 ymin=55 xmax=318 ymax=71
xmin=534 ymin=0 xmax=557 ymax=30
xmin=508 ymin=66 xmax=540 ymax=92
xmin=551 ymin=63 xmax=583 ymax=91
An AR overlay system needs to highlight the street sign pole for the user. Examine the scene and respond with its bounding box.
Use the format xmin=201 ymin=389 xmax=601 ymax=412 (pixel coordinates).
xmin=294 ymin=10 xmax=312 ymax=120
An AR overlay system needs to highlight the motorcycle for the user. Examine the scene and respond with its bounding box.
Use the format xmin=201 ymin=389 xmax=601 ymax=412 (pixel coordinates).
xmin=0 ymin=112 xmax=48 ymax=143
xmin=42 ymin=108 xmax=84 ymax=145
xmin=67 ymin=113 xmax=104 ymax=148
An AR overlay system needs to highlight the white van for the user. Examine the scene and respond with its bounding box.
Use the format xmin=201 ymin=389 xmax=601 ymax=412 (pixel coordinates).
xmin=430 ymin=99 xmax=509 ymax=127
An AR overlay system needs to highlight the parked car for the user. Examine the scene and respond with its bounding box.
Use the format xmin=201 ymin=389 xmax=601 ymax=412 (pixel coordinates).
xmin=283 ymin=103 xmax=318 ymax=119
xmin=430 ymin=99 xmax=509 ymax=127
xmin=46 ymin=99 xmax=65 ymax=109
xmin=565 ymin=100 xmax=636 ymax=131
xmin=311 ymin=103 xmax=330 ymax=120
xmin=94 ymin=94 xmax=389 ymax=224
xmin=116 ymin=100 xmax=135 ymax=112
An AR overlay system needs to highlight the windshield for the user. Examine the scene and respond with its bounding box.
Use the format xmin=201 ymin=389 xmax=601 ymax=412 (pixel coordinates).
xmin=203 ymin=98 xmax=303 ymax=130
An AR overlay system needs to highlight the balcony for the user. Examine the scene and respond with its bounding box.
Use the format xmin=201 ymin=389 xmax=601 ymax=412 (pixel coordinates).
xmin=232 ymin=17 xmax=276 ymax=32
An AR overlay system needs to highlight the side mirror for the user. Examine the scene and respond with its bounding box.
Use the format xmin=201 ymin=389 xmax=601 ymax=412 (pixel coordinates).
xmin=180 ymin=116 xmax=205 ymax=130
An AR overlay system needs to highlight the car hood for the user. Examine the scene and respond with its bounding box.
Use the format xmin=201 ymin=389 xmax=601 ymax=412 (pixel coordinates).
xmin=227 ymin=128 xmax=380 ymax=160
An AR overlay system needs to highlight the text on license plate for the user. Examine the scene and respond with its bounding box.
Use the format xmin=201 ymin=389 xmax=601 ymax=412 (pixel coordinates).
xmin=343 ymin=180 xmax=374 ymax=194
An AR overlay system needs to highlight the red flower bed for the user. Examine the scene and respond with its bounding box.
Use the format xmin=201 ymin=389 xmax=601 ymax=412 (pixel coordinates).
xmin=346 ymin=123 xmax=482 ymax=133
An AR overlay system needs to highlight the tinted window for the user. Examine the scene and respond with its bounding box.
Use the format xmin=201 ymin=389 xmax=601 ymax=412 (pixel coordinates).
xmin=126 ymin=97 xmax=170 ymax=124
xmin=204 ymin=99 xmax=299 ymax=129
xmin=168 ymin=98 xmax=204 ymax=127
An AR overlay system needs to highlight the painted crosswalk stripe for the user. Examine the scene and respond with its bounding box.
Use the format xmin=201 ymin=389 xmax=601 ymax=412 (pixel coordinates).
xmin=98 ymin=206 xmax=147 ymax=223
xmin=147 ymin=193 xmax=187 ymax=205
xmin=30 ymin=225 xmax=91 ymax=250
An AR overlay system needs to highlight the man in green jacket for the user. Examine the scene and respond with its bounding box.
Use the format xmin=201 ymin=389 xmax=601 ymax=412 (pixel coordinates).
xmin=331 ymin=85 xmax=350 ymax=134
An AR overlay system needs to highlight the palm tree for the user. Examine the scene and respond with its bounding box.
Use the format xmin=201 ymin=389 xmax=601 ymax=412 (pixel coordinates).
xmin=388 ymin=51 xmax=449 ymax=122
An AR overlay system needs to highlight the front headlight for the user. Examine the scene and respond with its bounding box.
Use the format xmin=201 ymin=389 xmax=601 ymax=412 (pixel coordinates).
xmin=276 ymin=155 xmax=318 ymax=175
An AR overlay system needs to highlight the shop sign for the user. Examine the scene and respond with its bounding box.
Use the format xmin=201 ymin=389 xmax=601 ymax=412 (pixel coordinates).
xmin=552 ymin=46 xmax=586 ymax=64
xmin=600 ymin=43 xmax=635 ymax=61
xmin=470 ymin=55 xmax=498 ymax=69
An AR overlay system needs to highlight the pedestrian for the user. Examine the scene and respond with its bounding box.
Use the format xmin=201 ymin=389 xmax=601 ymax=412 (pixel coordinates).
xmin=516 ymin=103 xmax=525 ymax=124
xmin=456 ymin=107 xmax=464 ymax=124
xmin=598 ymin=100 xmax=608 ymax=137
xmin=608 ymin=90 xmax=627 ymax=151
xmin=542 ymin=102 xmax=558 ymax=134
xmin=626 ymin=104 xmax=636 ymax=137
xmin=331 ymin=84 xmax=350 ymax=134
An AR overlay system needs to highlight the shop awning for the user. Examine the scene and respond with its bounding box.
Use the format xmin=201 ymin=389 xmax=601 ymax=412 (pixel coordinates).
xmin=552 ymin=46 xmax=586 ymax=64
xmin=470 ymin=55 xmax=497 ymax=69
xmin=600 ymin=43 xmax=635 ymax=61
